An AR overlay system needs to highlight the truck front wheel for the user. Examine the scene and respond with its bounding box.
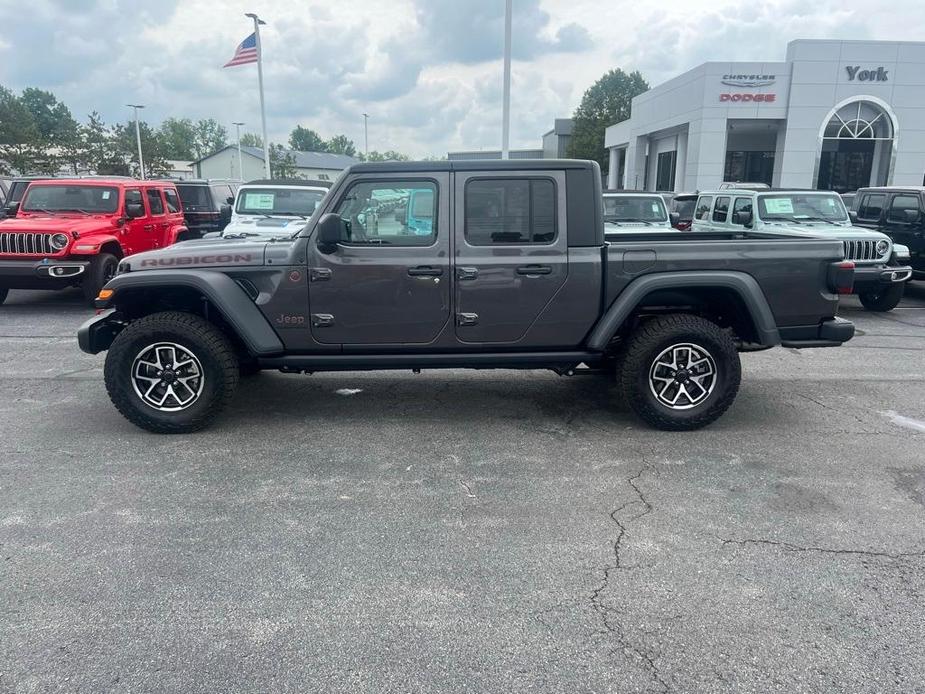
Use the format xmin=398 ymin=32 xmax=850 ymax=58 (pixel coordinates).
xmin=82 ymin=253 xmax=119 ymax=304
xmin=104 ymin=312 xmax=240 ymax=433
xmin=617 ymin=314 xmax=741 ymax=431
xmin=858 ymin=283 xmax=904 ymax=312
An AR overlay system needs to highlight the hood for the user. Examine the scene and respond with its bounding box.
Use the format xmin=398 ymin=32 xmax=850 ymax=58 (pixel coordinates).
xmin=223 ymin=215 xmax=308 ymax=237
xmin=0 ymin=214 xmax=119 ymax=235
xmin=761 ymin=220 xmax=890 ymax=241
xmin=124 ymin=238 xmax=280 ymax=271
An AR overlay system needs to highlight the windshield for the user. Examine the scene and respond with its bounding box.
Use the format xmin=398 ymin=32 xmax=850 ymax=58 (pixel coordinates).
xmin=22 ymin=185 xmax=119 ymax=213
xmin=236 ymin=187 xmax=326 ymax=216
xmin=603 ymin=196 xmax=668 ymax=223
xmin=757 ymin=193 xmax=849 ymax=223
xmin=176 ymin=184 xmax=213 ymax=212
xmin=672 ymin=198 xmax=696 ymax=219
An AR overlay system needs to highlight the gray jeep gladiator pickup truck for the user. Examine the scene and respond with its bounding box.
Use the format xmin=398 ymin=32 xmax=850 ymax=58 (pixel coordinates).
xmin=78 ymin=159 xmax=855 ymax=434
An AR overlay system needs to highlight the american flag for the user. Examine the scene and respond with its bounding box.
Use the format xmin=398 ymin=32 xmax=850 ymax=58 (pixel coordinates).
xmin=223 ymin=33 xmax=258 ymax=67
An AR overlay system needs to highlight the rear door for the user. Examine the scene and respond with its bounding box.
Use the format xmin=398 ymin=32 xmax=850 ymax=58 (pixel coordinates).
xmin=145 ymin=187 xmax=170 ymax=249
xmin=454 ymin=171 xmax=567 ymax=343
xmin=883 ymin=192 xmax=923 ymax=250
xmin=307 ymin=173 xmax=451 ymax=345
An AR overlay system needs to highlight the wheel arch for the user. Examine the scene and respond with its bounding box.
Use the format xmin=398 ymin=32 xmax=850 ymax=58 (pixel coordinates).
xmin=586 ymin=271 xmax=781 ymax=351
xmin=100 ymin=270 xmax=284 ymax=356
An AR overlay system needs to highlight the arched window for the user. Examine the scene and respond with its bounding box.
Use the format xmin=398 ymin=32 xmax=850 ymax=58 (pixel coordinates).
xmin=823 ymin=101 xmax=893 ymax=141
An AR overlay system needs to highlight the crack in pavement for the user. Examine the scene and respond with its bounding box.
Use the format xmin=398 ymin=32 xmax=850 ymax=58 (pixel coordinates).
xmin=720 ymin=537 xmax=925 ymax=561
xmin=590 ymin=465 xmax=668 ymax=693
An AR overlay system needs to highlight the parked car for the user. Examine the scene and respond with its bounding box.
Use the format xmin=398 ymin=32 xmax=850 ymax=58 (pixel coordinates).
xmin=692 ymin=189 xmax=912 ymax=311
xmin=218 ymin=179 xmax=331 ymax=239
xmin=80 ymin=159 xmax=855 ymax=434
xmin=602 ymin=191 xmax=675 ymax=236
xmin=174 ymin=179 xmax=240 ymax=238
xmin=670 ymin=193 xmax=698 ymax=230
xmin=718 ymin=182 xmax=770 ymax=190
xmin=0 ymin=177 xmax=12 ymax=205
xmin=0 ymin=178 xmax=187 ymax=305
xmin=0 ymin=176 xmax=54 ymax=218
xmin=851 ymin=186 xmax=925 ymax=280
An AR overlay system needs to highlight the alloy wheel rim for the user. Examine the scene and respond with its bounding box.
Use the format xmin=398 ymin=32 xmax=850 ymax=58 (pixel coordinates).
xmin=648 ymin=342 xmax=717 ymax=410
xmin=131 ymin=342 xmax=205 ymax=412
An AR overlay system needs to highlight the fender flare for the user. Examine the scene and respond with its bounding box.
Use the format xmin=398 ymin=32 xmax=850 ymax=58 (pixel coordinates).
xmin=166 ymin=225 xmax=190 ymax=245
xmin=102 ymin=269 xmax=284 ymax=356
xmin=77 ymin=235 xmax=123 ymax=256
xmin=586 ymin=271 xmax=781 ymax=351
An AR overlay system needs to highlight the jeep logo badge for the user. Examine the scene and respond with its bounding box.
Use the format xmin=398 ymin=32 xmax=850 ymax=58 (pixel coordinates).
xmin=845 ymin=66 xmax=889 ymax=82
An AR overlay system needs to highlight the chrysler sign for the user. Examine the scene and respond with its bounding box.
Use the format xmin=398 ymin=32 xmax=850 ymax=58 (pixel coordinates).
xmin=721 ymin=74 xmax=776 ymax=88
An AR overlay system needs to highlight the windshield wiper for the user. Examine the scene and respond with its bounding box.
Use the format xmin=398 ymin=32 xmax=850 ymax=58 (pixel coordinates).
xmin=797 ymin=216 xmax=842 ymax=225
xmin=222 ymin=231 xmax=262 ymax=239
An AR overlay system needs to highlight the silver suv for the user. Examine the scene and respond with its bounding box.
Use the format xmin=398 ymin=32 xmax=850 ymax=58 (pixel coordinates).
xmin=692 ymin=189 xmax=912 ymax=311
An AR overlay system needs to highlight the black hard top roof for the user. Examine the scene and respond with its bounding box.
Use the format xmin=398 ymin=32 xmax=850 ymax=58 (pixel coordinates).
xmin=243 ymin=178 xmax=332 ymax=188
xmin=347 ymin=158 xmax=597 ymax=174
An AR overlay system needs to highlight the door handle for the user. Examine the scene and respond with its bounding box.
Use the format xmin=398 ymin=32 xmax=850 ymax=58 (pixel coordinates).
xmin=456 ymin=312 xmax=479 ymax=326
xmin=457 ymin=266 xmax=479 ymax=280
xmin=407 ymin=265 xmax=443 ymax=277
xmin=516 ymin=264 xmax=552 ymax=275
xmin=311 ymin=313 xmax=334 ymax=327
xmin=310 ymin=267 xmax=332 ymax=282
xmin=143 ymin=224 xmax=154 ymax=231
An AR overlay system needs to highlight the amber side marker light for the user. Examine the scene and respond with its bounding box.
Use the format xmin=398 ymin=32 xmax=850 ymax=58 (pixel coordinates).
xmin=97 ymin=289 xmax=114 ymax=300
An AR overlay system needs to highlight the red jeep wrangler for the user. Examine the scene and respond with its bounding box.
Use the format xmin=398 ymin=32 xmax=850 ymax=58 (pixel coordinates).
xmin=0 ymin=178 xmax=188 ymax=305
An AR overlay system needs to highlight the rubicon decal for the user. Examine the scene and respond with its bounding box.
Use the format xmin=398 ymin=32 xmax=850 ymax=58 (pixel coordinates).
xmin=720 ymin=93 xmax=776 ymax=103
xmin=140 ymin=254 xmax=255 ymax=267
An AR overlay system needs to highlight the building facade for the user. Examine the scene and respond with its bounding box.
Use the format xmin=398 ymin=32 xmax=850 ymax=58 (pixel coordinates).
xmin=605 ymin=40 xmax=925 ymax=193
xmin=448 ymin=118 xmax=573 ymax=161
xmin=193 ymin=146 xmax=356 ymax=182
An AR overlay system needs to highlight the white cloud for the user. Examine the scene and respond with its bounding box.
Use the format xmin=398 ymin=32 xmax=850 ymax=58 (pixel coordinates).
xmin=2 ymin=0 xmax=925 ymax=157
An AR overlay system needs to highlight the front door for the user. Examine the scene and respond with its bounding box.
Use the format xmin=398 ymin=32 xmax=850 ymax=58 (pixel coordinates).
xmin=308 ymin=174 xmax=450 ymax=345
xmin=454 ymin=171 xmax=568 ymax=343
xmin=121 ymin=188 xmax=148 ymax=256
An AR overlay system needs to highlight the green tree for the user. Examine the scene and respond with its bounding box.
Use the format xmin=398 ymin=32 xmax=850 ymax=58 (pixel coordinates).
xmin=79 ymin=112 xmax=123 ymax=175
xmin=325 ymin=134 xmax=356 ymax=157
xmin=358 ymin=150 xmax=410 ymax=162
xmin=269 ymin=144 xmax=298 ymax=178
xmin=289 ymin=125 xmax=326 ymax=152
xmin=112 ymin=120 xmax=171 ymax=177
xmin=239 ymin=132 xmax=263 ymax=148
xmin=192 ymin=118 xmax=227 ymax=159
xmin=568 ymin=69 xmax=648 ymax=169
xmin=159 ymin=117 xmax=197 ymax=159
xmin=0 ymin=86 xmax=41 ymax=174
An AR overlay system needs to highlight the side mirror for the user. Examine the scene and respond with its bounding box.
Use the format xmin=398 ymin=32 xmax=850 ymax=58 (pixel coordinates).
xmin=5 ymin=201 xmax=20 ymax=216
xmin=316 ymin=212 xmax=348 ymax=252
xmin=732 ymin=210 xmax=753 ymax=227
xmin=848 ymin=210 xmax=859 ymax=224
xmin=903 ymin=208 xmax=919 ymax=222
xmin=125 ymin=201 xmax=144 ymax=218
xmin=226 ymin=196 xmax=235 ymax=205
xmin=669 ymin=211 xmax=680 ymax=227
xmin=219 ymin=204 xmax=232 ymax=223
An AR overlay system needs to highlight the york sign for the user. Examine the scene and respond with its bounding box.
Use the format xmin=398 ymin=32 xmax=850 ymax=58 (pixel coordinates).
xmin=845 ymin=66 xmax=889 ymax=82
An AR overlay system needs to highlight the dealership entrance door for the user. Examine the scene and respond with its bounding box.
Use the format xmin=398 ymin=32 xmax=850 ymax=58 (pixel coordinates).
xmin=816 ymin=100 xmax=893 ymax=193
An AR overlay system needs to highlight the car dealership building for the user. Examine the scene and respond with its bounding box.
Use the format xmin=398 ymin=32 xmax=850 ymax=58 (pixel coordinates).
xmin=605 ymin=39 xmax=925 ymax=193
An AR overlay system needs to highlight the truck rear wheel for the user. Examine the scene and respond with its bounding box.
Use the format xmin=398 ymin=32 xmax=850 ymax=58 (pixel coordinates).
xmin=858 ymin=283 xmax=904 ymax=312
xmin=104 ymin=312 xmax=239 ymax=433
xmin=82 ymin=253 xmax=119 ymax=304
xmin=617 ymin=314 xmax=741 ymax=431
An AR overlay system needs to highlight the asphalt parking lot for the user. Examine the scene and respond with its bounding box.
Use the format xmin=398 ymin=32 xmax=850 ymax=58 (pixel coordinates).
xmin=1 ymin=286 xmax=924 ymax=693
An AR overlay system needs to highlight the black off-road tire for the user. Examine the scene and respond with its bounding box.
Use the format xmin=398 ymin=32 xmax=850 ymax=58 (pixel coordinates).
xmin=617 ymin=314 xmax=741 ymax=431
xmin=858 ymin=283 xmax=904 ymax=312
xmin=104 ymin=311 xmax=239 ymax=433
xmin=82 ymin=253 xmax=119 ymax=304
xmin=0 ymin=287 xmax=8 ymax=305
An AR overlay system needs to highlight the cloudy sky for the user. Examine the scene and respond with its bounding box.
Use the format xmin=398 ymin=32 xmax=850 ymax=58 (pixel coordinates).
xmin=2 ymin=0 xmax=925 ymax=157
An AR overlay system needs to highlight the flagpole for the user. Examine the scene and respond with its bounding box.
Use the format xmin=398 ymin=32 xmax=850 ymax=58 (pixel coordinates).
xmin=246 ymin=12 xmax=271 ymax=178
xmin=501 ymin=0 xmax=512 ymax=160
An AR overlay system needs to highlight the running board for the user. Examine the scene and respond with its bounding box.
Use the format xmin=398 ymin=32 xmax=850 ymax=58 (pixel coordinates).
xmin=258 ymin=351 xmax=601 ymax=373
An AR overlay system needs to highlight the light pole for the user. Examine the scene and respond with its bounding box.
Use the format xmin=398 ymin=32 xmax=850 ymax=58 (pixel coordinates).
xmin=232 ymin=121 xmax=245 ymax=181
xmin=245 ymin=12 xmax=271 ymax=178
xmin=501 ymin=0 xmax=512 ymax=159
xmin=362 ymin=113 xmax=369 ymax=160
xmin=127 ymin=104 xmax=145 ymax=179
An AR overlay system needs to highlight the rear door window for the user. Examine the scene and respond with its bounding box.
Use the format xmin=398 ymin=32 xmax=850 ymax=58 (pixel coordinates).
xmin=858 ymin=193 xmax=886 ymax=221
xmin=464 ymin=178 xmax=557 ymax=245
xmin=210 ymin=184 xmax=233 ymax=207
xmin=886 ymin=194 xmax=922 ymax=224
xmin=146 ymin=188 xmax=164 ymax=215
xmin=176 ymin=185 xmax=212 ymax=211
xmin=712 ymin=196 xmax=730 ymax=223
